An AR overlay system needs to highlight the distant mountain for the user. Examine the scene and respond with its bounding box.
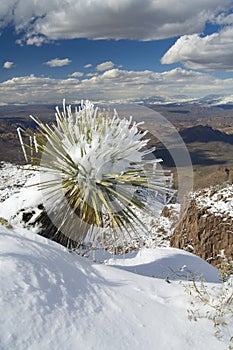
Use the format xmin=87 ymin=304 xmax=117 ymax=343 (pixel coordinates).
xmin=208 ymin=94 xmax=233 ymax=106
xmin=142 ymin=94 xmax=233 ymax=107
xmin=194 ymin=94 xmax=222 ymax=105
xmin=179 ymin=125 xmax=233 ymax=144
xmin=139 ymin=96 xmax=169 ymax=104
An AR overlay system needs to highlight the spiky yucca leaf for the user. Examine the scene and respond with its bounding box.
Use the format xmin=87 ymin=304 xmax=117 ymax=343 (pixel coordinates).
xmin=27 ymin=100 xmax=173 ymax=247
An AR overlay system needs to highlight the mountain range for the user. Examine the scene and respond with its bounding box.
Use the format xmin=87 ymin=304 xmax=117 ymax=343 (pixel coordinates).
xmin=179 ymin=125 xmax=233 ymax=144
xmin=141 ymin=94 xmax=233 ymax=107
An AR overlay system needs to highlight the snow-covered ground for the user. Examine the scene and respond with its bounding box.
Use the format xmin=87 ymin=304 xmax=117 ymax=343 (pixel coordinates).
xmin=106 ymin=247 xmax=220 ymax=282
xmin=193 ymin=184 xmax=233 ymax=218
xmin=0 ymin=162 xmax=232 ymax=349
xmin=0 ymin=162 xmax=34 ymax=202
xmin=1 ymin=225 xmax=232 ymax=350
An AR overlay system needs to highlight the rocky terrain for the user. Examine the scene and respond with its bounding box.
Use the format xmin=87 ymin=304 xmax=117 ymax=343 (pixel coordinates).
xmin=171 ymin=183 xmax=233 ymax=267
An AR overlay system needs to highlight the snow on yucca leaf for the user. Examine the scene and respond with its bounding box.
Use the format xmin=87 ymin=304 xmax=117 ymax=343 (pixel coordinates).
xmin=21 ymin=99 xmax=174 ymax=247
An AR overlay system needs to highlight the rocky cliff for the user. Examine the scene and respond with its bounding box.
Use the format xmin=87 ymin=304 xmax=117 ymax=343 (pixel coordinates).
xmin=171 ymin=184 xmax=233 ymax=266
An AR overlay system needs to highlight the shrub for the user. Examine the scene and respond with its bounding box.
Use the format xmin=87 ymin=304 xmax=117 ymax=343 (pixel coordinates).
xmin=20 ymin=100 xmax=174 ymax=248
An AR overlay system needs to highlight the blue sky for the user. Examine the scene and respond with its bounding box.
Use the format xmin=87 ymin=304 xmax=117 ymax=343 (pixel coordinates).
xmin=1 ymin=0 xmax=233 ymax=105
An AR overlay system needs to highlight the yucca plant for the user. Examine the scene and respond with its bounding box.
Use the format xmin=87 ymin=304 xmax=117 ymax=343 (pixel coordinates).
xmin=22 ymin=100 xmax=174 ymax=249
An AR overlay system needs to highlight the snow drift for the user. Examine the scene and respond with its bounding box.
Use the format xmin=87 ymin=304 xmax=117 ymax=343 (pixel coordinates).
xmin=0 ymin=225 xmax=228 ymax=350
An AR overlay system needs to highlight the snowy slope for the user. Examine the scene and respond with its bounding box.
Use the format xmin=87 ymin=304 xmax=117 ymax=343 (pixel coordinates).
xmin=0 ymin=163 xmax=232 ymax=349
xmin=106 ymin=248 xmax=220 ymax=282
xmin=0 ymin=162 xmax=34 ymax=202
xmin=192 ymin=184 xmax=233 ymax=218
xmin=0 ymin=226 xmax=229 ymax=350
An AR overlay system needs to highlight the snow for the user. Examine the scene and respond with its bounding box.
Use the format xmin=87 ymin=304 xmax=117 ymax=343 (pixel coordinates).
xmin=0 ymin=169 xmax=42 ymax=227
xmin=0 ymin=162 xmax=34 ymax=202
xmin=106 ymin=247 xmax=220 ymax=283
xmin=192 ymin=184 xmax=233 ymax=218
xmin=0 ymin=162 xmax=232 ymax=349
xmin=0 ymin=226 xmax=228 ymax=350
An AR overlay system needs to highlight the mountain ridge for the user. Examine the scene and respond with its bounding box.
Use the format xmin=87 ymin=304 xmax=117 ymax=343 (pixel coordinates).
xmin=179 ymin=124 xmax=233 ymax=144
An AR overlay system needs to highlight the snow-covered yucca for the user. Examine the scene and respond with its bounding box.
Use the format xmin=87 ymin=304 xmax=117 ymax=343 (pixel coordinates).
xmin=26 ymin=100 xmax=173 ymax=248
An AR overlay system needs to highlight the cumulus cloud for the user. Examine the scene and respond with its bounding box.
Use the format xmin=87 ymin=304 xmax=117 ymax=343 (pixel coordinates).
xmin=161 ymin=26 xmax=233 ymax=71
xmin=23 ymin=36 xmax=47 ymax=46
xmin=84 ymin=64 xmax=92 ymax=69
xmin=3 ymin=61 xmax=14 ymax=69
xmin=0 ymin=1 xmax=231 ymax=43
xmin=0 ymin=74 xmax=79 ymax=104
xmin=1 ymin=68 xmax=233 ymax=105
xmin=86 ymin=72 xmax=98 ymax=77
xmin=96 ymin=61 xmax=115 ymax=72
xmin=215 ymin=12 xmax=233 ymax=25
xmin=70 ymin=71 xmax=84 ymax=78
xmin=44 ymin=58 xmax=71 ymax=67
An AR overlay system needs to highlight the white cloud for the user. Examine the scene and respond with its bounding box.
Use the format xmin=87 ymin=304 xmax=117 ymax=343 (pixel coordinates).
xmin=44 ymin=58 xmax=71 ymax=67
xmin=1 ymin=68 xmax=233 ymax=105
xmin=0 ymin=1 xmax=231 ymax=43
xmin=84 ymin=64 xmax=92 ymax=69
xmin=161 ymin=26 xmax=233 ymax=71
xmin=3 ymin=61 xmax=14 ymax=69
xmin=86 ymin=72 xmax=98 ymax=77
xmin=96 ymin=61 xmax=115 ymax=72
xmin=215 ymin=12 xmax=233 ymax=25
xmin=70 ymin=71 xmax=84 ymax=78
xmin=24 ymin=36 xmax=47 ymax=46
xmin=0 ymin=74 xmax=79 ymax=104
xmin=101 ymin=69 xmax=121 ymax=79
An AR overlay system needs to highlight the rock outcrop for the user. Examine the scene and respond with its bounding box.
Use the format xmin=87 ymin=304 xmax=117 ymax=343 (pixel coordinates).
xmin=171 ymin=185 xmax=233 ymax=266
